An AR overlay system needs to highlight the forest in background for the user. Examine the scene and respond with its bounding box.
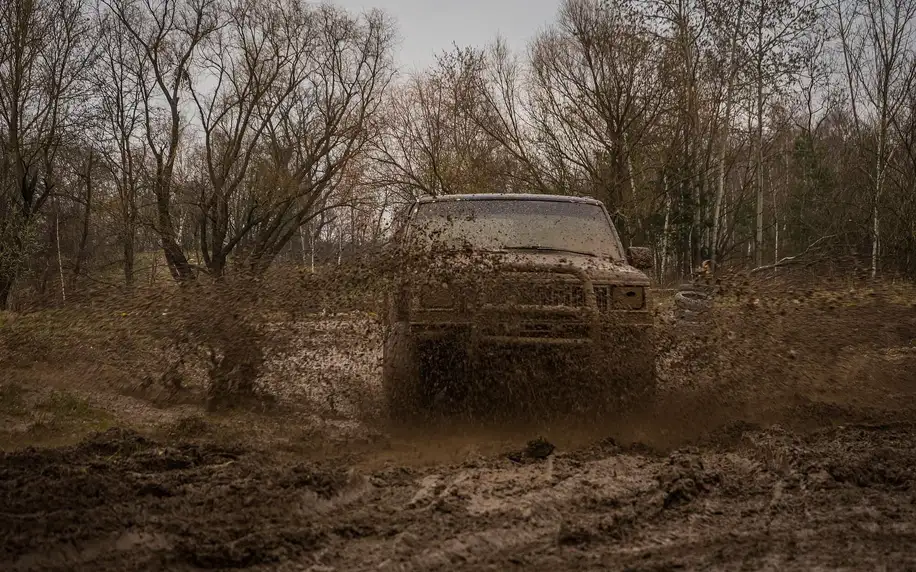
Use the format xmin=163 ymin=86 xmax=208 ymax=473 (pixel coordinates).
xmin=1 ymin=0 xmax=915 ymax=310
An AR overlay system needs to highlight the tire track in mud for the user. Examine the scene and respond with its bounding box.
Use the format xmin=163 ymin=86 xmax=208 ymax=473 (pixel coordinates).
xmin=376 ymin=425 xmax=916 ymax=572
xmin=4 ymin=420 xmax=916 ymax=571
xmin=385 ymin=453 xmax=663 ymax=570
xmin=337 ymin=417 xmax=916 ymax=570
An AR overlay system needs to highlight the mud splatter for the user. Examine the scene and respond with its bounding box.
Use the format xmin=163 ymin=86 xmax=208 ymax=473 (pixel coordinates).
xmin=2 ymin=280 xmax=916 ymax=570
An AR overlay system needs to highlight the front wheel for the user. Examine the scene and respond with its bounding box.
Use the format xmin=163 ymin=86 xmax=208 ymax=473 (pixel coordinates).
xmin=588 ymin=326 xmax=658 ymax=415
xmin=381 ymin=322 xmax=424 ymax=423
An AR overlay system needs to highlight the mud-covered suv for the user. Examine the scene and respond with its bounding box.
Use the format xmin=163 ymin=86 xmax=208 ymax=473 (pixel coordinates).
xmin=382 ymin=193 xmax=656 ymax=420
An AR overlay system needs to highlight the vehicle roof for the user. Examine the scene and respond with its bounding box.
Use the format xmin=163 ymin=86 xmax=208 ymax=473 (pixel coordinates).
xmin=416 ymin=193 xmax=605 ymax=206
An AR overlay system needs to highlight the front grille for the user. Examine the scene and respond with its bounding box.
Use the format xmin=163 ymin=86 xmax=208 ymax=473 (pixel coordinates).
xmin=479 ymin=274 xmax=642 ymax=312
xmin=595 ymin=285 xmax=611 ymax=310
xmin=484 ymin=278 xmax=586 ymax=308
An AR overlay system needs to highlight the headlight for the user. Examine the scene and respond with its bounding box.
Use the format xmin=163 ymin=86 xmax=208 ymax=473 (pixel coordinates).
xmin=611 ymin=286 xmax=645 ymax=310
xmin=417 ymin=284 xmax=453 ymax=309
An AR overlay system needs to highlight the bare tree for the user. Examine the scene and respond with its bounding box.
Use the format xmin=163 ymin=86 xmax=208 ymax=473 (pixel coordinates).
xmin=837 ymin=0 xmax=916 ymax=278
xmin=4 ymin=0 xmax=916 ymax=303
xmin=467 ymin=38 xmax=551 ymax=194
xmin=95 ymin=4 xmax=148 ymax=286
xmin=706 ymin=0 xmax=749 ymax=264
xmin=104 ymin=0 xmax=220 ymax=282
xmin=188 ymin=0 xmax=311 ymax=277
xmin=528 ymin=0 xmax=671 ymax=243
xmin=743 ymin=0 xmax=819 ymax=267
xmin=232 ymin=5 xmax=395 ymax=274
xmin=371 ymin=46 xmax=509 ymax=200
xmin=652 ymin=0 xmax=709 ymax=274
xmin=0 ymin=0 xmax=97 ymax=309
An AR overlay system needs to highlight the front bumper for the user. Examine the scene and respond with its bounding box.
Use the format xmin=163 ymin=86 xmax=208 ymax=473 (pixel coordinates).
xmin=403 ymin=260 xmax=653 ymax=348
xmin=409 ymin=312 xmax=652 ymax=347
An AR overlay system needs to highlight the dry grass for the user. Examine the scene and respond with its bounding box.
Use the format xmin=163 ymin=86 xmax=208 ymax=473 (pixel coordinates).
xmin=0 ymin=382 xmax=115 ymax=450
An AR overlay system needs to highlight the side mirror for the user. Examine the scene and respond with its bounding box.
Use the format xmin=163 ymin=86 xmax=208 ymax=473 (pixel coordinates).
xmin=626 ymin=246 xmax=653 ymax=271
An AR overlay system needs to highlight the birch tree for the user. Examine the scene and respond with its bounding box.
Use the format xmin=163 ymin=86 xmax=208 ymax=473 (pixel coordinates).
xmin=837 ymin=0 xmax=916 ymax=277
xmin=0 ymin=0 xmax=97 ymax=309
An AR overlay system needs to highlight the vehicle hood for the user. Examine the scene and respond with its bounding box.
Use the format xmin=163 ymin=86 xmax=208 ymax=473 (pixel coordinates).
xmin=415 ymin=249 xmax=651 ymax=286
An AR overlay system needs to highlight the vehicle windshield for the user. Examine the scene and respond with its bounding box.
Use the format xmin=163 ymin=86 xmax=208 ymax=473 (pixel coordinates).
xmin=407 ymin=198 xmax=625 ymax=260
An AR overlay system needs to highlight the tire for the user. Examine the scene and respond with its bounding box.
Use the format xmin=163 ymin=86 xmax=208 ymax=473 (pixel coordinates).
xmin=381 ymin=322 xmax=425 ymax=423
xmin=419 ymin=337 xmax=473 ymax=413
xmin=674 ymin=290 xmax=713 ymax=313
xmin=382 ymin=325 xmax=474 ymax=422
xmin=677 ymin=282 xmax=717 ymax=295
xmin=587 ymin=326 xmax=657 ymax=415
xmin=675 ymin=307 xmax=702 ymax=321
xmin=617 ymin=327 xmax=657 ymax=412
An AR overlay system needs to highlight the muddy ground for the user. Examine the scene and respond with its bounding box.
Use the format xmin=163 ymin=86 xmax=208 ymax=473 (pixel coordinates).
xmin=2 ymin=282 xmax=916 ymax=571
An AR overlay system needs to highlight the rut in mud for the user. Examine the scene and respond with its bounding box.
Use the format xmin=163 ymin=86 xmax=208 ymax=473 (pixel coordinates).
xmin=4 ymin=415 xmax=916 ymax=571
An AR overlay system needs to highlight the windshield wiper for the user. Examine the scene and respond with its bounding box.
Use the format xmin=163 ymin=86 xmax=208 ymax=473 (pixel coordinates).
xmin=503 ymin=245 xmax=598 ymax=258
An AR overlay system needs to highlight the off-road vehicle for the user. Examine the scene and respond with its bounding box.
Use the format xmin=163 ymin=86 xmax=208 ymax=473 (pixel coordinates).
xmin=382 ymin=193 xmax=656 ymax=420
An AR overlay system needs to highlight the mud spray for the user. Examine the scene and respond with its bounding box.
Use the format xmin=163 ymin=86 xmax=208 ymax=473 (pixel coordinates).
xmin=2 ymin=275 xmax=915 ymax=570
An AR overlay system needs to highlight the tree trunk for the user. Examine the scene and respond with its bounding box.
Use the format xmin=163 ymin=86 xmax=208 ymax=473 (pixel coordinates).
xmin=210 ymin=252 xmax=227 ymax=279
xmin=755 ymin=58 xmax=765 ymax=268
xmin=754 ymin=6 xmax=766 ymax=269
xmin=713 ymin=121 xmax=730 ymax=264
xmin=74 ymin=150 xmax=93 ymax=279
xmin=156 ymin=184 xmax=193 ymax=282
xmin=660 ymin=173 xmax=671 ymax=281
xmin=872 ymin=183 xmax=881 ymax=279
xmin=299 ymin=226 xmax=307 ymax=266
xmin=771 ymin=165 xmax=779 ymax=270
xmin=622 ymin=133 xmax=643 ymax=245
xmin=310 ymin=223 xmax=316 ymax=273
xmin=873 ymin=116 xmax=887 ymax=280
xmin=123 ymin=234 xmax=135 ymax=288
xmin=337 ymin=227 xmax=342 ymax=266
xmin=713 ymin=0 xmax=745 ymax=265
xmin=55 ymin=200 xmax=66 ymax=303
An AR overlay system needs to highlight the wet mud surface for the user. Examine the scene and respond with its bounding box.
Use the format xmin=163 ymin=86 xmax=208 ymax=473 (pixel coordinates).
xmin=3 ymin=286 xmax=916 ymax=571
xmin=4 ymin=410 xmax=916 ymax=571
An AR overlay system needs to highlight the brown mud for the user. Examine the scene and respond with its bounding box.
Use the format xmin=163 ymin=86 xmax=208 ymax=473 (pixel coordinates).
xmin=4 ymin=413 xmax=916 ymax=571
xmin=2 ymin=280 xmax=916 ymax=571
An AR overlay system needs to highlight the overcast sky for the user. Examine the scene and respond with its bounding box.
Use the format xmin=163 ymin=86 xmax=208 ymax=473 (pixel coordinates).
xmin=332 ymin=0 xmax=560 ymax=72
